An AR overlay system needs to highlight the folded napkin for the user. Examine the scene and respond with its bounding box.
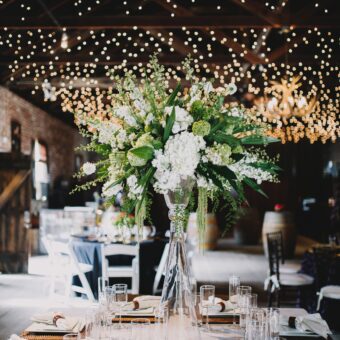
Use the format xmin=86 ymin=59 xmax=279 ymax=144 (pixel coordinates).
xmin=122 ymin=295 xmax=161 ymax=311
xmin=31 ymin=312 xmax=85 ymax=332
xmin=8 ymin=335 xmax=25 ymax=340
xmin=280 ymin=313 xmax=331 ymax=339
xmin=201 ymin=298 xmax=235 ymax=314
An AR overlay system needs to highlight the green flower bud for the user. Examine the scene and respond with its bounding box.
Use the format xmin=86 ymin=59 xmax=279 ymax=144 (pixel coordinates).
xmin=135 ymin=133 xmax=154 ymax=147
xmin=192 ymin=120 xmax=211 ymax=136
xmin=190 ymin=100 xmax=204 ymax=116
xmin=127 ymin=150 xmax=148 ymax=167
xmin=232 ymin=144 xmax=243 ymax=154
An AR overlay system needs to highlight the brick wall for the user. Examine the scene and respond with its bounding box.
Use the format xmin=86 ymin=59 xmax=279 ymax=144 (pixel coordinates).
xmin=0 ymin=86 xmax=83 ymax=182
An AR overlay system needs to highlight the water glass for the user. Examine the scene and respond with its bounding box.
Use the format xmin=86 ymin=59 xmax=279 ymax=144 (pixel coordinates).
xmin=130 ymin=318 xmax=151 ymax=340
xmin=113 ymin=283 xmax=128 ymax=328
xmin=229 ymin=275 xmax=240 ymax=325
xmin=193 ymin=294 xmax=203 ymax=327
xmin=98 ymin=276 xmax=109 ymax=304
xmin=200 ymin=285 xmax=215 ymax=330
xmin=237 ymin=286 xmax=252 ymax=328
xmin=268 ymin=308 xmax=280 ymax=337
xmin=247 ymin=320 xmax=263 ymax=340
xmin=155 ymin=305 xmax=169 ymax=339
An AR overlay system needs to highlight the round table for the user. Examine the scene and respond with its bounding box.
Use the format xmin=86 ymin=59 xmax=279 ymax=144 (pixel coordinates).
xmin=71 ymin=237 xmax=167 ymax=298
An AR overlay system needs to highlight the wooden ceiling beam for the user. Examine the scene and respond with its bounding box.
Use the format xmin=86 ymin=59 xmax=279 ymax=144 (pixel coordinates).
xmin=0 ymin=15 xmax=338 ymax=29
xmin=152 ymin=0 xmax=265 ymax=65
xmin=228 ymin=0 xmax=280 ymax=27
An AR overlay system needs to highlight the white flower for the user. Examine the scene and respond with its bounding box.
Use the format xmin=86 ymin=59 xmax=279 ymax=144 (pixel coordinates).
xmin=115 ymin=105 xmax=138 ymax=127
xmin=203 ymin=81 xmax=214 ymax=95
xmin=145 ymin=113 xmax=155 ymax=126
xmin=164 ymin=106 xmax=193 ymax=134
xmin=152 ymin=131 xmax=206 ymax=193
xmin=102 ymin=181 xmax=122 ymax=198
xmin=226 ymin=83 xmax=237 ymax=95
xmin=116 ymin=129 xmax=127 ymax=149
xmin=97 ymin=121 xmax=119 ymax=144
xmin=127 ymin=175 xmax=143 ymax=199
xmin=82 ymin=162 xmax=96 ymax=175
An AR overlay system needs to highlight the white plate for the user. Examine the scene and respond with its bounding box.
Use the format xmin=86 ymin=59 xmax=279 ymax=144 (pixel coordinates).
xmin=25 ymin=323 xmax=76 ymax=334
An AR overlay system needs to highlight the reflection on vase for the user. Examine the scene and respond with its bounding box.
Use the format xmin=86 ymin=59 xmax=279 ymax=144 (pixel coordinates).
xmin=160 ymin=178 xmax=200 ymax=339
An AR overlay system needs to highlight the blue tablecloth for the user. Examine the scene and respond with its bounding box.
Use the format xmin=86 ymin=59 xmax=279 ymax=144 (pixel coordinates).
xmin=71 ymin=238 xmax=167 ymax=298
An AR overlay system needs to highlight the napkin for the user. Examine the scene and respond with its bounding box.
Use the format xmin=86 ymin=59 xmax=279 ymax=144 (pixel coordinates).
xmin=8 ymin=335 xmax=25 ymax=340
xmin=201 ymin=298 xmax=235 ymax=314
xmin=122 ymin=295 xmax=161 ymax=311
xmin=280 ymin=313 xmax=331 ymax=339
xmin=31 ymin=312 xmax=85 ymax=332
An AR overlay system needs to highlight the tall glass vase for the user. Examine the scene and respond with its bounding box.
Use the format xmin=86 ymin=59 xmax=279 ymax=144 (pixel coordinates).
xmin=160 ymin=178 xmax=200 ymax=340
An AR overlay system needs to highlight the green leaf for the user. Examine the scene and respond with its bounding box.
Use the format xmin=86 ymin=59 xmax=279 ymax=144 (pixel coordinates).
xmin=130 ymin=146 xmax=154 ymax=160
xmin=233 ymin=124 xmax=259 ymax=134
xmin=210 ymin=164 xmax=237 ymax=181
xmin=152 ymin=139 xmax=163 ymax=150
xmin=241 ymin=135 xmax=279 ymax=145
xmin=209 ymin=132 xmax=241 ymax=149
xmin=243 ymin=177 xmax=268 ymax=198
xmin=166 ymin=82 xmax=181 ymax=106
xmin=163 ymin=106 xmax=176 ymax=142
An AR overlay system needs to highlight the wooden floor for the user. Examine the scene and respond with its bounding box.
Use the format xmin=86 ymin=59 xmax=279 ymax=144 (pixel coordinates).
xmin=0 ymin=237 xmax=314 ymax=340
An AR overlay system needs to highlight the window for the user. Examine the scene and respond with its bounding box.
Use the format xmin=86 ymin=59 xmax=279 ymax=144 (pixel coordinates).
xmin=11 ymin=120 xmax=21 ymax=154
xmin=32 ymin=139 xmax=49 ymax=201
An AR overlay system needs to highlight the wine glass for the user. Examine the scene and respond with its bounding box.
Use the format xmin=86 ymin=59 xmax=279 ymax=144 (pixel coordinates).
xmin=200 ymin=285 xmax=215 ymax=331
xmin=113 ymin=283 xmax=128 ymax=328
xmin=229 ymin=275 xmax=240 ymax=325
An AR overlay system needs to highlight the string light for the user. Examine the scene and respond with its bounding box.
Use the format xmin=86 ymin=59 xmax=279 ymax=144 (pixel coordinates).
xmin=0 ymin=0 xmax=337 ymax=144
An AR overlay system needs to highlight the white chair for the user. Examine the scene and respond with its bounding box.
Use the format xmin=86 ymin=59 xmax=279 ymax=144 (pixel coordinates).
xmin=317 ymin=285 xmax=340 ymax=311
xmin=42 ymin=236 xmax=95 ymax=302
xmin=101 ymin=243 xmax=139 ymax=294
xmin=153 ymin=243 xmax=170 ymax=295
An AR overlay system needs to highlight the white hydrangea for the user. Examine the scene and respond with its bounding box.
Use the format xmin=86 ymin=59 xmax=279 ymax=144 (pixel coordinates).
xmin=115 ymin=105 xmax=138 ymax=127
xmin=82 ymin=162 xmax=96 ymax=175
xmin=97 ymin=121 xmax=119 ymax=145
xmin=152 ymin=131 xmax=206 ymax=193
xmin=102 ymin=181 xmax=122 ymax=198
xmin=126 ymin=175 xmax=143 ymax=199
xmin=116 ymin=129 xmax=127 ymax=149
xmin=164 ymin=106 xmax=193 ymax=134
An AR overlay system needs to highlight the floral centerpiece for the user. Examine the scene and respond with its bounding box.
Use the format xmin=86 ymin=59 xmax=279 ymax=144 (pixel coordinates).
xmin=76 ymin=55 xmax=279 ymax=242
xmin=74 ymin=55 xmax=280 ymax=338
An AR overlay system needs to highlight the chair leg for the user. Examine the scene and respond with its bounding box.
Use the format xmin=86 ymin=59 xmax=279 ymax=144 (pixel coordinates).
xmin=316 ymin=292 xmax=323 ymax=311
xmin=268 ymin=284 xmax=273 ymax=307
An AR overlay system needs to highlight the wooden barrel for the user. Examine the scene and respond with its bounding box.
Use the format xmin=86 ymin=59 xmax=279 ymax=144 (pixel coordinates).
xmin=262 ymin=211 xmax=296 ymax=258
xmin=187 ymin=213 xmax=220 ymax=250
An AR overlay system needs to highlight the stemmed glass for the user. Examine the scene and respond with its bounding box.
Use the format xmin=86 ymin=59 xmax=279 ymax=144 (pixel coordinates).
xmin=229 ymin=275 xmax=240 ymax=325
xmin=98 ymin=276 xmax=109 ymax=304
xmin=113 ymin=283 xmax=128 ymax=328
xmin=200 ymin=285 xmax=215 ymax=331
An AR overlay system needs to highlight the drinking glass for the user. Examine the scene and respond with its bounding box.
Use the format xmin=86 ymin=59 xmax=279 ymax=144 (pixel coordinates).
xmin=237 ymin=286 xmax=252 ymax=328
xmin=247 ymin=320 xmax=263 ymax=340
xmin=98 ymin=276 xmax=109 ymax=304
xmin=113 ymin=283 xmax=128 ymax=328
xmin=229 ymin=275 xmax=240 ymax=325
xmin=155 ymin=305 xmax=169 ymax=339
xmin=104 ymin=286 xmax=115 ymax=312
xmin=268 ymin=308 xmax=280 ymax=337
xmin=193 ymin=294 xmax=203 ymax=327
xmin=200 ymin=285 xmax=215 ymax=330
xmin=130 ymin=318 xmax=151 ymax=340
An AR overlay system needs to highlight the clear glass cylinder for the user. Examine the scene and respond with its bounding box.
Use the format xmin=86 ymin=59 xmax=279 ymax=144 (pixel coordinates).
xmin=160 ymin=178 xmax=200 ymax=340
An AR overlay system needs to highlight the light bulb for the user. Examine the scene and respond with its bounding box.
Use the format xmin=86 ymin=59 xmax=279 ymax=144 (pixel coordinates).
xmin=61 ymin=32 xmax=68 ymax=49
